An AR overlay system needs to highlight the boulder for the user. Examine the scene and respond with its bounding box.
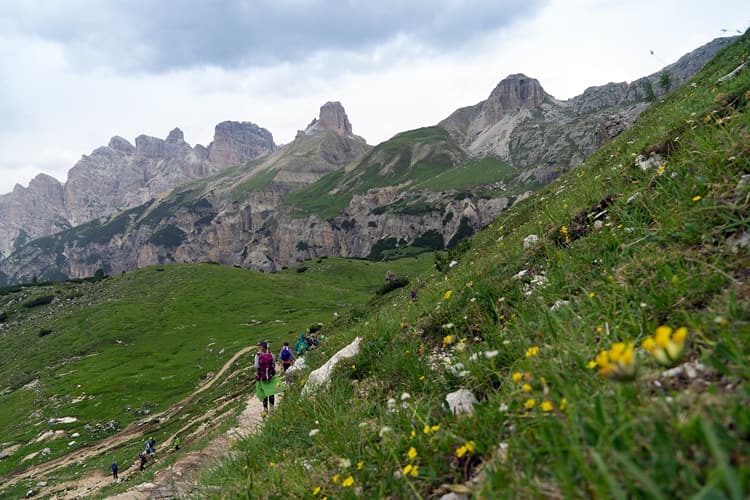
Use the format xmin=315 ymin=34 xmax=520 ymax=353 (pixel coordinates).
xmin=301 ymin=337 xmax=361 ymax=395
xmin=446 ymin=389 xmax=477 ymax=415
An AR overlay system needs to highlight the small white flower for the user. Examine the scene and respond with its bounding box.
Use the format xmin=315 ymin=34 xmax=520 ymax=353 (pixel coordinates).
xmin=455 ymin=343 xmax=466 ymax=352
xmin=442 ymin=322 xmax=454 ymax=329
xmin=502 ymin=340 xmax=511 ymax=345
xmin=400 ymin=392 xmax=411 ymax=401
xmin=339 ymin=457 xmax=352 ymax=469
xmin=470 ymin=297 xmax=476 ymax=302
xmin=308 ymin=429 xmax=320 ymax=437
xmin=499 ymin=403 xmax=509 ymax=412
xmin=387 ymin=398 xmax=397 ymax=409
xmin=499 ymin=442 xmax=509 ymax=450
xmin=379 ymin=426 xmax=392 ymax=438
xmin=458 ymin=370 xmax=470 ymax=377
xmin=469 ymin=353 xmax=479 ymax=361
xmin=358 ymin=421 xmax=369 ymax=428
xmin=484 ymin=350 xmax=499 ymax=359
xmin=449 ymin=260 xmax=459 ymax=268
xmin=640 ymin=302 xmax=648 ymax=309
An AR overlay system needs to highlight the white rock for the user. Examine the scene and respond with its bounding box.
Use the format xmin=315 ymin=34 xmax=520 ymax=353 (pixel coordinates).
xmin=71 ymin=432 xmax=80 ymax=438
xmin=522 ymin=235 xmax=539 ymax=249
xmin=41 ymin=448 xmax=51 ymax=455
xmin=440 ymin=493 xmax=469 ymax=500
xmin=301 ymin=337 xmax=361 ymax=396
xmin=285 ymin=356 xmax=308 ymax=378
xmin=446 ymin=389 xmax=477 ymax=415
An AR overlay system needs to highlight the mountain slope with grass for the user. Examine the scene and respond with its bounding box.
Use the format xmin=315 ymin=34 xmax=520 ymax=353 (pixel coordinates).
xmin=1 ymin=38 xmax=731 ymax=286
xmin=0 ymin=255 xmax=432 ymax=498
xmin=201 ymin=32 xmax=750 ymax=498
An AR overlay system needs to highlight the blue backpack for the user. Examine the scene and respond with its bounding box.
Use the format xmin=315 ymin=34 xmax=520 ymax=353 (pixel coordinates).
xmin=280 ymin=346 xmax=293 ymax=362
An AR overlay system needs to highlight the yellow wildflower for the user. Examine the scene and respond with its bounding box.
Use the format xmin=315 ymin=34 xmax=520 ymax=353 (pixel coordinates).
xmin=313 ymin=486 xmax=322 ymax=496
xmin=587 ymin=360 xmax=597 ymax=369
xmin=541 ymin=401 xmax=554 ymax=412
xmin=466 ymin=280 xmax=474 ymax=288
xmin=342 ymin=476 xmax=354 ymax=487
xmin=332 ymin=474 xmax=340 ymax=484
xmin=403 ymin=464 xmax=413 ymax=475
xmin=409 ymin=464 xmax=419 ymax=477
xmin=269 ymin=462 xmax=276 ymax=467
xmin=512 ymin=372 xmax=523 ymax=382
xmin=560 ymin=398 xmax=568 ymax=411
xmin=419 ymin=375 xmax=425 ymax=380
xmin=522 ymin=383 xmax=533 ymax=392
xmin=596 ymin=326 xmax=603 ymax=333
xmin=524 ymin=398 xmax=536 ymax=409
xmin=443 ymin=290 xmax=453 ymax=300
xmin=243 ymin=465 xmax=248 ymax=471
xmin=642 ymin=325 xmax=688 ymax=366
xmin=442 ymin=334 xmax=454 ymax=347
xmin=525 ymin=346 xmax=540 ymax=358
xmin=423 ymin=424 xmax=430 ymax=434
xmin=431 ymin=425 xmax=440 ymax=432
xmin=588 ymin=291 xmax=596 ymax=298
xmin=692 ymin=195 xmax=702 ymax=202
xmin=456 ymin=442 xmax=475 ymax=458
xmin=592 ymin=341 xmax=636 ymax=380
xmin=357 ymin=461 xmax=364 ymax=470
xmin=410 ymin=430 xmax=416 ymax=439
xmin=407 ymin=447 xmax=417 ymax=460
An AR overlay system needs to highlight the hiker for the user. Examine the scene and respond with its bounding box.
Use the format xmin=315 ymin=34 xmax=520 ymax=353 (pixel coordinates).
xmin=145 ymin=438 xmax=153 ymax=456
xmin=148 ymin=437 xmax=156 ymax=453
xmin=111 ymin=461 xmax=118 ymax=480
xmin=279 ymin=341 xmax=295 ymax=372
xmin=174 ymin=436 xmax=180 ymax=451
xmin=410 ymin=289 xmax=417 ymax=300
xmin=254 ymin=341 xmax=286 ymax=416
xmin=294 ymin=333 xmax=308 ymax=357
xmin=139 ymin=452 xmax=147 ymax=471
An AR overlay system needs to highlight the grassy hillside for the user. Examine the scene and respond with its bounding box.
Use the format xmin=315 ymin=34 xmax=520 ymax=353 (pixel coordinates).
xmin=283 ymin=127 xmax=523 ymax=219
xmin=0 ymin=255 xmax=431 ymax=493
xmin=204 ymin=33 xmax=750 ymax=497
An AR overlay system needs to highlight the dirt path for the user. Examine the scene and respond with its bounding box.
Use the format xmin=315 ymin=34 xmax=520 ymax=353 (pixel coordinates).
xmin=1 ymin=345 xmax=261 ymax=497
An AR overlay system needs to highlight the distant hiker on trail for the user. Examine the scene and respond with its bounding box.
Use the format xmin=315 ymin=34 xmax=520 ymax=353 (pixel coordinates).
xmin=294 ymin=333 xmax=309 ymax=357
xmin=148 ymin=437 xmax=156 ymax=453
xmin=174 ymin=436 xmax=180 ymax=451
xmin=111 ymin=461 xmax=118 ymax=480
xmin=279 ymin=341 xmax=295 ymax=372
xmin=145 ymin=438 xmax=154 ymax=456
xmin=255 ymin=341 xmax=286 ymax=416
xmin=139 ymin=452 xmax=147 ymax=471
xmin=410 ymin=289 xmax=417 ymax=300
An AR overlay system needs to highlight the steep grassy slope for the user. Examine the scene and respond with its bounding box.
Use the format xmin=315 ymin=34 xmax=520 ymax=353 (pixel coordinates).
xmin=0 ymin=255 xmax=431 ymax=489
xmin=204 ymin=33 xmax=750 ymax=497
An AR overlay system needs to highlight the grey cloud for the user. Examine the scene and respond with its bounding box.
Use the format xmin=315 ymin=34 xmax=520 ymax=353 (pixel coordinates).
xmin=3 ymin=0 xmax=547 ymax=73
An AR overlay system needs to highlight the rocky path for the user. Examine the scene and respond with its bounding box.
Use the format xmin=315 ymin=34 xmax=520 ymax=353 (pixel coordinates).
xmin=2 ymin=345 xmax=263 ymax=499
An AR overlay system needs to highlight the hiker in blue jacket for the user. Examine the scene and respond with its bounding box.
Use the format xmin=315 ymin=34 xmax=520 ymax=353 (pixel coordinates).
xmin=279 ymin=341 xmax=295 ymax=372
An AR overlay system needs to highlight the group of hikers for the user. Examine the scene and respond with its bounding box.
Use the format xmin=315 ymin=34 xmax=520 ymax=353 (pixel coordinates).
xmin=112 ymin=329 xmax=323 ymax=480
xmin=255 ymin=330 xmax=323 ymax=415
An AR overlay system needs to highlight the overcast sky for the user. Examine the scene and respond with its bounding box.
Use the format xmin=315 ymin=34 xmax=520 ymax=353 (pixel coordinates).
xmin=1 ymin=0 xmax=747 ymax=195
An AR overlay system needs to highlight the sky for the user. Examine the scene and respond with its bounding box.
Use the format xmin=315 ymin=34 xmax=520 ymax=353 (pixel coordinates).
xmin=1 ymin=0 xmax=747 ymax=195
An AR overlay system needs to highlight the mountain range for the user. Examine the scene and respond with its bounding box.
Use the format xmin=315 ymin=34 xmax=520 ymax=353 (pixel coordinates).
xmin=0 ymin=36 xmax=735 ymax=285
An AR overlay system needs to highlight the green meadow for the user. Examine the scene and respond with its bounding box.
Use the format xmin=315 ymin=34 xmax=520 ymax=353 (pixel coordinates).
xmin=0 ymin=256 xmax=431 ymax=493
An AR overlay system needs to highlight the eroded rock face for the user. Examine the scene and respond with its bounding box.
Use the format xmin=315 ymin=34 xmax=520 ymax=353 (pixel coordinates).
xmin=1 ymin=122 xmax=276 ymax=258
xmin=208 ymin=121 xmax=275 ymax=167
xmin=304 ymin=101 xmax=353 ymax=136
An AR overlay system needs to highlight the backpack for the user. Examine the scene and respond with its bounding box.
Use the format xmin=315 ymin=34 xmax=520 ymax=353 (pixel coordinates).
xmin=280 ymin=346 xmax=293 ymax=362
xmin=256 ymin=352 xmax=276 ymax=381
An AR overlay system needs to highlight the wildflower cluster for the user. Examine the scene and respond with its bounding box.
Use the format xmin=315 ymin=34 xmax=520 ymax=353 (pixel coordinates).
xmin=642 ymin=325 xmax=688 ymax=366
xmin=455 ymin=440 xmax=476 ymax=458
xmin=402 ymin=446 xmax=419 ymax=477
xmin=589 ymin=341 xmax=636 ymax=380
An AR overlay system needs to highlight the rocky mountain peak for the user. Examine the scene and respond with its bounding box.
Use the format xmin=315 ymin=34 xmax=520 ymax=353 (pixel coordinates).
xmin=208 ymin=121 xmax=276 ymax=167
xmin=108 ymin=136 xmax=135 ymax=154
xmin=304 ymin=101 xmax=353 ymax=136
xmin=486 ymin=74 xmax=547 ymax=114
xmin=166 ymin=127 xmax=185 ymax=143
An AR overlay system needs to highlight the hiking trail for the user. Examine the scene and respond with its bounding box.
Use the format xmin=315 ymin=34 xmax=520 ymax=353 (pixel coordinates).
xmin=1 ymin=345 xmax=265 ymax=499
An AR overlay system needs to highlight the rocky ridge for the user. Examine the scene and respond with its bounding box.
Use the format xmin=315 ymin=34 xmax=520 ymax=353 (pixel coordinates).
xmin=0 ymin=36 xmax=737 ymax=284
xmin=0 ymin=121 xmax=276 ymax=259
